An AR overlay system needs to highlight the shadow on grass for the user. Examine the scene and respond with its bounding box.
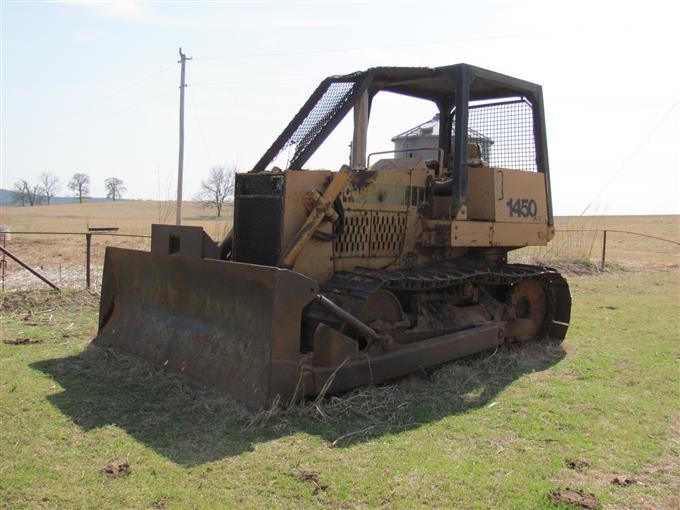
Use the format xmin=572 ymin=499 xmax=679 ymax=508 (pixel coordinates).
xmin=31 ymin=341 xmax=564 ymax=466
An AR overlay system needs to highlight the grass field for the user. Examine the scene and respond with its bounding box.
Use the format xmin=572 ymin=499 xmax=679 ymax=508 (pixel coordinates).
xmin=0 ymin=201 xmax=679 ymax=508
xmin=1 ymin=271 xmax=678 ymax=509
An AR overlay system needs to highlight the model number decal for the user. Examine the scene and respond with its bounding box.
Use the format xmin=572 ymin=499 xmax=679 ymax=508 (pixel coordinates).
xmin=506 ymin=198 xmax=538 ymax=218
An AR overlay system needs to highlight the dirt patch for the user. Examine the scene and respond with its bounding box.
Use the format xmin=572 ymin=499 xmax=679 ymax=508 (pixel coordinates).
xmin=559 ymin=417 xmax=679 ymax=508
xmin=611 ymin=475 xmax=638 ymax=486
xmin=548 ymin=487 xmax=599 ymax=509
xmin=102 ymin=462 xmax=131 ymax=478
xmin=3 ymin=338 xmax=42 ymax=345
xmin=294 ymin=469 xmax=328 ymax=494
xmin=566 ymin=458 xmax=591 ymax=472
xmin=152 ymin=496 xmax=169 ymax=509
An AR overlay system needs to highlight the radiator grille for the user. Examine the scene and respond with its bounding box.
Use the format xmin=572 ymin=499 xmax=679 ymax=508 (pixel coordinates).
xmin=233 ymin=174 xmax=283 ymax=266
xmin=371 ymin=213 xmax=407 ymax=257
xmin=334 ymin=211 xmax=406 ymax=258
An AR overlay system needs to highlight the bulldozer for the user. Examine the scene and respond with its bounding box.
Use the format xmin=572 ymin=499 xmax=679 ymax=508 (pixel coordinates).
xmin=96 ymin=64 xmax=571 ymax=408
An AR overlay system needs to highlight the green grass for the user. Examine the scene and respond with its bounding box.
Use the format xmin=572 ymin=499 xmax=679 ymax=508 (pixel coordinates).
xmin=1 ymin=271 xmax=678 ymax=509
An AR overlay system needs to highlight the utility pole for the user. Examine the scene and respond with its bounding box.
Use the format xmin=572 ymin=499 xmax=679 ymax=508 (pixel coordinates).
xmin=176 ymin=47 xmax=192 ymax=225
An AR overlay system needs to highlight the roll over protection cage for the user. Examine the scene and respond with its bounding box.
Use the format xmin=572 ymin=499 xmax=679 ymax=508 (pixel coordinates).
xmin=251 ymin=64 xmax=554 ymax=226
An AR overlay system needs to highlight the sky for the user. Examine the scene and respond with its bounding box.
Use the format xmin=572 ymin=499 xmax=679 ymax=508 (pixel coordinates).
xmin=1 ymin=0 xmax=679 ymax=215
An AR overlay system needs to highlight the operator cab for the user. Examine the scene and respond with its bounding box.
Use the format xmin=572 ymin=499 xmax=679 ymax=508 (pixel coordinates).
xmin=251 ymin=64 xmax=553 ymax=226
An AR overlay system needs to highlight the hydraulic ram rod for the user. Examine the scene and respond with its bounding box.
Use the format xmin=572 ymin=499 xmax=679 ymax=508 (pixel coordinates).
xmin=278 ymin=168 xmax=351 ymax=268
xmin=315 ymin=294 xmax=384 ymax=344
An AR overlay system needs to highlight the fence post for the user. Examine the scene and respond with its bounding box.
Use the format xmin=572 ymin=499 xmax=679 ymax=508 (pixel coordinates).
xmin=86 ymin=233 xmax=92 ymax=289
xmin=601 ymin=230 xmax=607 ymax=270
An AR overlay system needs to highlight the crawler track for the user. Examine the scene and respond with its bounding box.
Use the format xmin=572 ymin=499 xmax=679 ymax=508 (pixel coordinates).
xmin=322 ymin=263 xmax=571 ymax=342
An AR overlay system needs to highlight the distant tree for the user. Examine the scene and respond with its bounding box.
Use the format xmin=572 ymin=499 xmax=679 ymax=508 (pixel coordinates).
xmin=28 ymin=182 xmax=43 ymax=206
xmin=104 ymin=177 xmax=126 ymax=202
xmin=39 ymin=173 xmax=60 ymax=205
xmin=195 ymin=165 xmax=235 ymax=217
xmin=68 ymin=173 xmax=90 ymax=203
xmin=12 ymin=179 xmax=42 ymax=206
xmin=11 ymin=180 xmax=28 ymax=206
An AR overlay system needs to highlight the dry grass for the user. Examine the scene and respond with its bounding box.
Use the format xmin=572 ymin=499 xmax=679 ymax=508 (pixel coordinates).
xmin=0 ymin=201 xmax=677 ymax=290
xmin=0 ymin=201 xmax=233 ymax=290
xmin=512 ymin=215 xmax=679 ymax=271
xmin=0 ymin=199 xmax=232 ymax=235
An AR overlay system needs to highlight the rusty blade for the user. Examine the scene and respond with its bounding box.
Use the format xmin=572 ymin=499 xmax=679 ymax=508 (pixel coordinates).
xmin=96 ymin=247 xmax=318 ymax=409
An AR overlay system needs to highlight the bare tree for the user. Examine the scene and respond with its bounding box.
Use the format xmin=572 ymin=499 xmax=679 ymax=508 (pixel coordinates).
xmin=195 ymin=165 xmax=235 ymax=217
xmin=11 ymin=180 xmax=28 ymax=206
xmin=28 ymin=183 xmax=43 ymax=206
xmin=12 ymin=179 xmax=42 ymax=206
xmin=39 ymin=173 xmax=60 ymax=205
xmin=105 ymin=177 xmax=127 ymax=202
xmin=68 ymin=173 xmax=90 ymax=203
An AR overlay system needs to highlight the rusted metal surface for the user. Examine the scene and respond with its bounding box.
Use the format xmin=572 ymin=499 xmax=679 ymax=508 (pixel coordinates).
xmin=507 ymin=279 xmax=547 ymax=341
xmin=315 ymin=294 xmax=383 ymax=344
xmin=543 ymin=271 xmax=571 ymax=340
xmin=348 ymin=169 xmax=378 ymax=190
xmin=303 ymin=322 xmax=505 ymax=396
xmin=151 ymin=224 xmax=219 ymax=259
xmin=312 ymin=323 xmax=358 ymax=367
xmin=97 ymin=243 xmax=571 ymax=407
xmin=360 ymin=289 xmax=405 ymax=324
xmin=299 ymin=265 xmax=571 ymax=397
xmin=96 ymin=247 xmax=318 ymax=408
xmin=321 ymin=263 xmax=571 ymax=346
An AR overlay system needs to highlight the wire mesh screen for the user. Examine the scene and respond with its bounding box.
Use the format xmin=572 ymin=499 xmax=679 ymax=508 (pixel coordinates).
xmin=466 ymin=98 xmax=537 ymax=171
xmin=281 ymin=80 xmax=358 ymax=167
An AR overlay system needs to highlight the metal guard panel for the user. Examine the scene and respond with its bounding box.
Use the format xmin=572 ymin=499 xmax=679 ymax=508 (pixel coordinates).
xmin=233 ymin=173 xmax=284 ymax=266
xmin=96 ymin=247 xmax=318 ymax=408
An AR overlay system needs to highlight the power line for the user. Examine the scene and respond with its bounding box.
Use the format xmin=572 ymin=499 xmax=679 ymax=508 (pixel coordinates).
xmin=95 ymin=66 xmax=173 ymax=102
xmin=580 ymin=100 xmax=678 ymax=216
xmin=193 ymin=20 xmax=638 ymax=63
xmin=4 ymin=89 xmax=174 ymax=152
xmin=60 ymin=66 xmax=173 ymax=121
xmin=7 ymin=67 xmax=175 ymax=135
xmin=191 ymin=76 xmax=314 ymax=87
xmin=193 ymin=31 xmax=558 ymax=61
xmin=98 ymin=90 xmax=173 ymax=119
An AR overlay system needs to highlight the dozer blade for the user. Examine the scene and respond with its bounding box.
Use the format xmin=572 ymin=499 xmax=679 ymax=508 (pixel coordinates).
xmin=96 ymin=247 xmax=318 ymax=409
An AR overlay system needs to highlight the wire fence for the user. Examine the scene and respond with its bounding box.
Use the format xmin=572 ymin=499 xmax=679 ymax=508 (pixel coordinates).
xmin=510 ymin=228 xmax=680 ymax=271
xmin=0 ymin=227 xmax=678 ymax=293
xmin=0 ymin=231 xmax=150 ymax=293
